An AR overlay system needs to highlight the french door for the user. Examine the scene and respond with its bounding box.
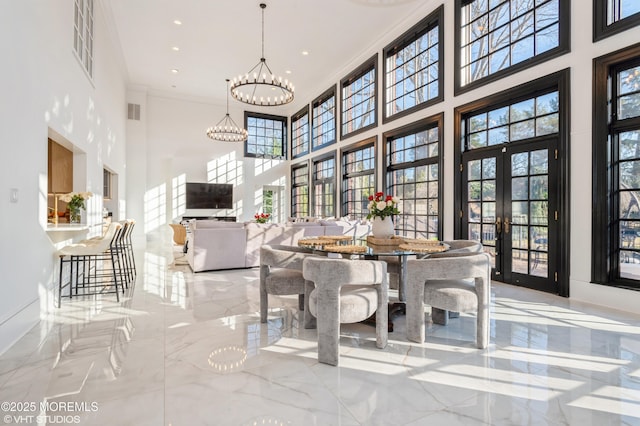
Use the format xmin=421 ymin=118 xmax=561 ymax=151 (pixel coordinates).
xmin=461 ymin=138 xmax=559 ymax=293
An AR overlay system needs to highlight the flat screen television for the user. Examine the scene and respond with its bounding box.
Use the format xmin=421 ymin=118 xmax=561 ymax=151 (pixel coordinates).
xmin=185 ymin=182 xmax=233 ymax=209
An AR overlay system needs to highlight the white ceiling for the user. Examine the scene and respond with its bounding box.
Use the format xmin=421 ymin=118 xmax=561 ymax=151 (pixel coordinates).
xmin=105 ymin=0 xmax=434 ymax=111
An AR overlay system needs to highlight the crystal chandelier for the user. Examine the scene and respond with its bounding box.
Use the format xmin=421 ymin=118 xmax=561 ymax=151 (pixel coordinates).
xmin=206 ymin=79 xmax=248 ymax=142
xmin=230 ymin=3 xmax=294 ymax=107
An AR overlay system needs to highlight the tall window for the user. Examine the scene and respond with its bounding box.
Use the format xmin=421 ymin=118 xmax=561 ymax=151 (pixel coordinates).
xmin=341 ymin=55 xmax=377 ymax=139
xmin=73 ymin=0 xmax=94 ymax=78
xmin=383 ymin=6 xmax=443 ymax=122
xmin=594 ymin=0 xmax=640 ymax=41
xmin=312 ymin=86 xmax=336 ymax=150
xmin=291 ymin=106 xmax=310 ymax=158
xmin=385 ymin=114 xmax=443 ymax=239
xmin=244 ymin=112 xmax=287 ymax=159
xmin=341 ymin=138 xmax=376 ymax=219
xmin=593 ymin=44 xmax=640 ymax=290
xmin=455 ymin=0 xmax=569 ymax=94
xmin=312 ymin=153 xmax=336 ymax=218
xmin=291 ymin=163 xmax=309 ymax=218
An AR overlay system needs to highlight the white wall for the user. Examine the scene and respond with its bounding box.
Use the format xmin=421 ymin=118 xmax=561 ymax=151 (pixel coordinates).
xmin=0 ymin=1 xmax=128 ymax=353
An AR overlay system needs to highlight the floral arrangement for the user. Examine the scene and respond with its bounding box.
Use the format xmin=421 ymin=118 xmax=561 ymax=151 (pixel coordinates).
xmin=366 ymin=192 xmax=400 ymax=220
xmin=59 ymin=191 xmax=93 ymax=211
xmin=59 ymin=192 xmax=93 ymax=222
xmin=254 ymin=212 xmax=270 ymax=224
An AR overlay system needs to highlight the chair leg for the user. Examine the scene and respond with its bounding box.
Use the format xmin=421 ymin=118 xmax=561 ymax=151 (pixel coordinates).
xmin=316 ymin=287 xmax=340 ymax=366
xmin=432 ymin=308 xmax=449 ymax=325
xmin=375 ymin=284 xmax=388 ymax=349
xmin=298 ymin=294 xmax=305 ymax=311
xmin=259 ymin=285 xmax=268 ymax=323
xmin=110 ymin=249 xmax=120 ymax=302
xmin=406 ymin=280 xmax=426 ymax=343
xmin=58 ymin=256 xmax=65 ymax=308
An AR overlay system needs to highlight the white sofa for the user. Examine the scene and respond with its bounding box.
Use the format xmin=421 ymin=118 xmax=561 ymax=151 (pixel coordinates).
xmin=186 ymin=220 xmax=351 ymax=272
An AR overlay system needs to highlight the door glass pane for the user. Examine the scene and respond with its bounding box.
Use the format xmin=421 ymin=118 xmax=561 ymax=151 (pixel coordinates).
xmin=482 ymin=158 xmax=496 ymax=178
xmin=512 ymin=249 xmax=528 ymax=274
xmin=530 ymin=201 xmax=548 ymax=225
xmin=469 ymin=181 xmax=482 ymax=200
xmin=468 ymin=160 xmax=482 ymax=180
xmin=530 ymin=176 xmax=548 ymax=200
xmin=512 ymin=225 xmax=528 ymax=248
xmin=512 ymin=201 xmax=528 ymax=221
xmin=530 ymin=149 xmax=548 ymax=174
xmin=512 ymin=177 xmax=529 ymax=200
xmin=512 ymin=152 xmax=528 ymax=176
xmin=482 ymin=180 xmax=496 ymax=200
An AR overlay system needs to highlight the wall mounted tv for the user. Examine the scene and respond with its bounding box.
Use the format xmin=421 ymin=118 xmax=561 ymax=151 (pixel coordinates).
xmin=185 ymin=182 xmax=233 ymax=209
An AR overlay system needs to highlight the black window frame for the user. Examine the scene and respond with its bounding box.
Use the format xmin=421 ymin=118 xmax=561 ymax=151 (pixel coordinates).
xmin=383 ymin=112 xmax=444 ymax=239
xmin=291 ymin=105 xmax=310 ymax=159
xmin=382 ymin=5 xmax=444 ymax=124
xmin=340 ymin=54 xmax=378 ymax=140
xmin=311 ymin=151 xmax=337 ymax=218
xmin=291 ymin=161 xmax=310 ymax=219
xmin=593 ymin=42 xmax=640 ymax=290
xmin=454 ymin=0 xmax=571 ymax=96
xmin=594 ymin=0 xmax=640 ymax=41
xmin=244 ymin=111 xmax=288 ymax=160
xmin=311 ymin=85 xmax=337 ymax=151
xmin=340 ymin=136 xmax=377 ymax=219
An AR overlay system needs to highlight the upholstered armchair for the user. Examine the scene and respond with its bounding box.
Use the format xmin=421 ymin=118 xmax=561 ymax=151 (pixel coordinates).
xmin=383 ymin=240 xmax=483 ymax=299
xmin=259 ymin=244 xmax=314 ymax=323
xmin=406 ymin=252 xmax=491 ymax=349
xmin=302 ymin=257 xmax=388 ymax=366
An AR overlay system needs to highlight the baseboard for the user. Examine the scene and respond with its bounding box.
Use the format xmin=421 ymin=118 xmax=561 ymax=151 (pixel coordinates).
xmin=571 ymin=279 xmax=640 ymax=314
xmin=0 ymin=299 xmax=40 ymax=356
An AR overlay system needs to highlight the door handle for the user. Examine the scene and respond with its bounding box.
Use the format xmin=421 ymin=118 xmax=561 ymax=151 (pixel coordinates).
xmin=504 ymin=217 xmax=510 ymax=234
xmin=496 ymin=217 xmax=502 ymax=234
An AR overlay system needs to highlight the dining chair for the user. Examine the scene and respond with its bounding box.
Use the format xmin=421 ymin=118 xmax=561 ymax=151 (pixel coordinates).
xmin=259 ymin=244 xmax=314 ymax=323
xmin=406 ymin=252 xmax=491 ymax=349
xmin=303 ymin=257 xmax=388 ymax=366
xmin=427 ymin=239 xmax=484 ymax=323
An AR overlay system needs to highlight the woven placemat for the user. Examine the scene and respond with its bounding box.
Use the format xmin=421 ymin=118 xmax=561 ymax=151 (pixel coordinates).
xmin=402 ymin=238 xmax=442 ymax=245
xmin=323 ymin=235 xmax=353 ymax=241
xmin=323 ymin=244 xmax=367 ymax=254
xmin=398 ymin=243 xmax=448 ymax=253
xmin=366 ymin=235 xmax=403 ymax=246
xmin=298 ymin=238 xmax=332 ymax=247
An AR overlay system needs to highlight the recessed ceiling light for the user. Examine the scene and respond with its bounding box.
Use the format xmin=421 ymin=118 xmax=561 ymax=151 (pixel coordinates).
xmin=301 ymin=51 xmax=309 ymax=56
xmin=171 ymin=69 xmax=179 ymax=74
xmin=285 ymin=70 xmax=292 ymax=74
xmin=172 ymin=46 xmax=180 ymax=51
xmin=173 ymin=20 xmax=182 ymax=25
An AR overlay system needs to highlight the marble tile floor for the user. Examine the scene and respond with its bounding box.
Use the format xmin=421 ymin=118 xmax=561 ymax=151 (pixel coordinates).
xmin=1 ymin=245 xmax=640 ymax=425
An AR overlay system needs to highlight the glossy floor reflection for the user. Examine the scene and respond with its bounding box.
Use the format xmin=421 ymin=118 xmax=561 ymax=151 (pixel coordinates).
xmin=1 ymin=244 xmax=640 ymax=425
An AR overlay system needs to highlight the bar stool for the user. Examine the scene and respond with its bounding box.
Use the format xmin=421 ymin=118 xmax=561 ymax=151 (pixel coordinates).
xmin=57 ymin=222 xmax=123 ymax=307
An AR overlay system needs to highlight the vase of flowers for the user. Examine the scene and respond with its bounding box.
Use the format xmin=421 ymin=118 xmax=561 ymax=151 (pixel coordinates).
xmin=367 ymin=192 xmax=400 ymax=238
xmin=254 ymin=212 xmax=270 ymax=224
xmin=59 ymin=191 xmax=93 ymax=224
